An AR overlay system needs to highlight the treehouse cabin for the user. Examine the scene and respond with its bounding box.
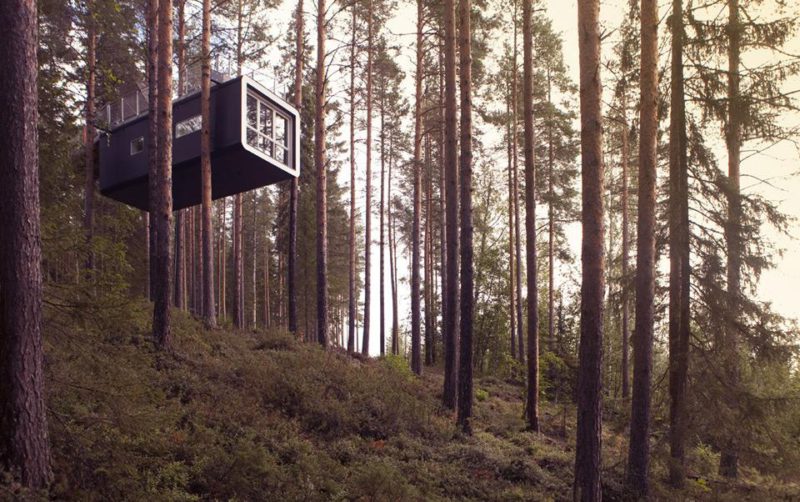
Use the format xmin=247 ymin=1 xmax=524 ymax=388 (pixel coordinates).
xmin=98 ymin=75 xmax=300 ymax=211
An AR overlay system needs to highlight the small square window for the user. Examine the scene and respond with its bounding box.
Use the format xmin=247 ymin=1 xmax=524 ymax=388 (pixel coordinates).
xmin=130 ymin=136 xmax=144 ymax=155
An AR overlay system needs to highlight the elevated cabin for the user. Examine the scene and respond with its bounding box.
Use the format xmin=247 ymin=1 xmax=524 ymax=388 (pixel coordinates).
xmin=98 ymin=75 xmax=300 ymax=211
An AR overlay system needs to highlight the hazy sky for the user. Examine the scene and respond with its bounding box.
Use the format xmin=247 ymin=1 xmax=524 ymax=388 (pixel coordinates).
xmin=266 ymin=0 xmax=800 ymax=355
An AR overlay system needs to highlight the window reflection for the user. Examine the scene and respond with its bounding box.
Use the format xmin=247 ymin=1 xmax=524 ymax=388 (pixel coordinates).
xmin=245 ymin=91 xmax=289 ymax=166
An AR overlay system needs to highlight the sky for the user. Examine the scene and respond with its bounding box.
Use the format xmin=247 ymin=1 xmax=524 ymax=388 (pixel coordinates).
xmin=265 ymin=0 xmax=800 ymax=355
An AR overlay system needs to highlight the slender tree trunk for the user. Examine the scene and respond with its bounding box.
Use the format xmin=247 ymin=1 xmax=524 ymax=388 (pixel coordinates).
xmin=174 ymin=0 xmax=186 ymax=311
xmin=84 ymin=8 xmax=96 ymax=272
xmin=620 ymin=89 xmax=630 ymax=400
xmin=522 ymin=0 xmax=539 ymax=433
xmin=288 ymin=0 xmax=302 ymax=334
xmin=438 ymin=49 xmax=448 ymax=366
xmin=145 ymin=212 xmax=151 ymax=298
xmin=456 ymin=0 xmax=474 ymax=434
xmin=668 ymin=0 xmax=690 ymax=486
xmin=389 ymin=131 xmax=400 ymax=355
xmin=379 ymin=83 xmax=387 ymax=357
xmin=547 ymin=71 xmax=555 ymax=353
xmin=573 ymin=0 xmax=605 ymax=498
xmin=720 ymin=0 xmax=741 ymax=479
xmin=511 ymin=7 xmax=524 ymax=362
xmin=411 ymin=0 xmax=424 ymax=375
xmin=200 ymin=0 xmax=216 ymax=328
xmin=425 ymin=134 xmax=435 ymax=364
xmin=252 ymin=193 xmax=258 ymax=327
xmin=147 ymin=0 xmax=158 ymax=303
xmin=153 ymin=0 xmax=174 ymax=349
xmin=233 ymin=194 xmax=243 ymax=328
xmin=507 ymin=78 xmax=517 ymax=360
xmin=0 ymin=0 xmax=53 ymax=484
xmin=221 ymin=197 xmax=227 ymax=321
xmin=348 ymin=6 xmax=357 ymax=353
xmin=442 ymin=0 xmax=459 ymax=410
xmin=315 ymin=0 xmax=329 ymax=347
xmin=627 ymin=0 xmax=658 ymax=495
xmin=264 ymin=238 xmax=271 ymax=328
xmin=362 ymin=0 xmax=373 ymax=356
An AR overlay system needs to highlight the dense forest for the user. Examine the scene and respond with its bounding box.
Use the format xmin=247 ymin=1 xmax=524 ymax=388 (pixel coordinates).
xmin=1 ymin=0 xmax=800 ymax=499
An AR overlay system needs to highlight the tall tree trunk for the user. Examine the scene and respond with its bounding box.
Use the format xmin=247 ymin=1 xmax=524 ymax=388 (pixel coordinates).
xmin=252 ymin=192 xmax=258 ymax=327
xmin=153 ymin=0 xmax=174 ymax=349
xmin=547 ymin=71 xmax=555 ymax=353
xmin=425 ymin=134 xmax=435 ymax=364
xmin=147 ymin=0 xmax=158 ymax=303
xmin=627 ymin=0 xmax=658 ymax=495
xmin=573 ymin=0 xmax=605 ymax=498
xmin=347 ymin=5 xmax=357 ymax=353
xmin=0 ymin=0 xmax=54 ymax=484
xmin=522 ymin=0 xmax=539 ymax=433
xmin=720 ymin=0 xmax=741 ymax=479
xmin=200 ymin=0 xmax=216 ymax=328
xmin=442 ymin=0 xmax=459 ymax=410
xmin=174 ymin=0 xmax=186 ymax=311
xmin=315 ymin=0 xmax=329 ymax=347
xmin=84 ymin=8 xmax=96 ymax=272
xmin=288 ymin=0 xmax=302 ymax=334
xmin=620 ymin=89 xmax=630 ymax=400
xmin=457 ymin=0 xmax=474 ymax=434
xmin=220 ymin=197 xmax=227 ymax=321
xmin=264 ymin=238 xmax=271 ymax=328
xmin=233 ymin=194 xmax=243 ymax=328
xmin=145 ymin=212 xmax=151 ymax=298
xmin=389 ymin=131 xmax=400 ymax=355
xmin=379 ymin=82 xmax=387 ymax=356
xmin=507 ymin=77 xmax=517 ymax=360
xmin=438 ymin=49 xmax=448 ymax=367
xmin=668 ymin=0 xmax=690 ymax=486
xmin=362 ymin=0 xmax=373 ymax=356
xmin=410 ymin=0 xmax=423 ymax=375
xmin=512 ymin=7 xmax=524 ymax=362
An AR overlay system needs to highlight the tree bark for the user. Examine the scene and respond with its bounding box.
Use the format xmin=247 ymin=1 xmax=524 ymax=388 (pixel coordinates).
xmin=0 ymin=0 xmax=54 ymax=485
xmin=411 ymin=0 xmax=423 ymax=375
xmin=573 ymin=0 xmax=605 ymax=498
xmin=315 ymin=0 xmax=329 ymax=347
xmin=174 ymin=0 xmax=186 ymax=311
xmin=627 ymin=0 xmax=658 ymax=495
xmin=347 ymin=5 xmax=357 ymax=353
xmin=200 ymin=0 xmax=216 ymax=328
xmin=507 ymin=74 xmax=517 ymax=360
xmin=389 ymin=131 xmax=400 ymax=355
xmin=511 ymin=7 xmax=524 ymax=362
xmin=620 ymin=89 xmax=630 ymax=400
xmin=153 ymin=0 xmax=174 ymax=349
xmin=379 ymin=77 xmax=386 ymax=356
xmin=668 ymin=0 xmax=690 ymax=487
xmin=362 ymin=0 xmax=373 ymax=356
xmin=522 ymin=0 xmax=539 ymax=433
xmin=442 ymin=0 xmax=459 ymax=410
xmin=233 ymin=193 xmax=243 ymax=328
xmin=720 ymin=0 xmax=742 ymax=479
xmin=456 ymin=0 xmax=474 ymax=434
xmin=547 ymin=71 xmax=555 ymax=353
xmin=84 ymin=7 xmax=96 ymax=272
xmin=288 ymin=0 xmax=303 ymax=334
xmin=147 ymin=0 xmax=158 ymax=303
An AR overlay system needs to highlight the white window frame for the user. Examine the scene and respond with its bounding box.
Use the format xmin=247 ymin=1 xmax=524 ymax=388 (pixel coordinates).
xmin=246 ymin=91 xmax=290 ymax=166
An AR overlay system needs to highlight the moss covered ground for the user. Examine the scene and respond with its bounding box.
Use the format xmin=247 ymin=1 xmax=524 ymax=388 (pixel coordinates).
xmin=2 ymin=301 xmax=797 ymax=500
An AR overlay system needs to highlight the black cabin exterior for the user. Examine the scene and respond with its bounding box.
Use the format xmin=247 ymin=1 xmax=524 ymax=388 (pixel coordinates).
xmin=99 ymin=76 xmax=300 ymax=211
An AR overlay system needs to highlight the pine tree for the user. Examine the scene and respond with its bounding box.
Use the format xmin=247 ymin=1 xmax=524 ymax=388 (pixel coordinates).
xmin=0 ymin=0 xmax=54 ymax=486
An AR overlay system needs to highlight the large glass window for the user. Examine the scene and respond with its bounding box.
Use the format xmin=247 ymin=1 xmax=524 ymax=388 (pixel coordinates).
xmin=246 ymin=91 xmax=289 ymax=165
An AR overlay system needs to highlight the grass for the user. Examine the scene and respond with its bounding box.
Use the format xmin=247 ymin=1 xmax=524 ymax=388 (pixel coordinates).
xmin=1 ymin=300 xmax=798 ymax=500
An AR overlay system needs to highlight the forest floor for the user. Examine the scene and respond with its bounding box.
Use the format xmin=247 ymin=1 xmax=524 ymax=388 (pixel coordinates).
xmin=2 ymin=300 xmax=798 ymax=501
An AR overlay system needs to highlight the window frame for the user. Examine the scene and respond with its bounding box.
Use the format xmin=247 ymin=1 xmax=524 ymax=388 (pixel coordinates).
xmin=130 ymin=136 xmax=144 ymax=155
xmin=245 ymin=91 xmax=290 ymax=166
xmin=175 ymin=114 xmax=202 ymax=139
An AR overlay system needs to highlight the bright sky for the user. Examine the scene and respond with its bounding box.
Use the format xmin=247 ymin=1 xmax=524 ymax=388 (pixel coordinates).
xmin=266 ymin=0 xmax=800 ymax=355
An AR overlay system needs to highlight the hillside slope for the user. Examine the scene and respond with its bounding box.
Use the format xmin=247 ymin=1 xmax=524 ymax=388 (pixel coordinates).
xmin=2 ymin=302 xmax=797 ymax=501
